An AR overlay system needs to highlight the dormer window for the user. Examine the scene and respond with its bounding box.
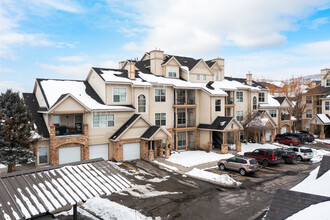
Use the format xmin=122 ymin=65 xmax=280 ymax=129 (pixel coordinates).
xmin=168 ymin=67 xmax=177 ymax=78
xmin=203 ymin=75 xmax=206 ymax=81
xmin=326 ymin=79 xmax=330 ymax=87
xmin=197 ymin=74 xmax=200 ymax=80
xmin=214 ymin=71 xmax=219 ymax=81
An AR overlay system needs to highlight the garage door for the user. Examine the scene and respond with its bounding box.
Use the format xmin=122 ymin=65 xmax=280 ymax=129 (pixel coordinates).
xmin=123 ymin=142 xmax=140 ymax=161
xmin=281 ymin=126 xmax=287 ymax=134
xmin=89 ymin=144 xmax=108 ymax=160
xmin=59 ymin=146 xmax=81 ymax=165
xmin=265 ymin=130 xmax=271 ymax=141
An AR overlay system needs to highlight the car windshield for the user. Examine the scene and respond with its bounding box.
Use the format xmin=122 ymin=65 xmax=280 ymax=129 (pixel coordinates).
xmin=301 ymin=148 xmax=313 ymax=153
xmin=250 ymin=160 xmax=258 ymax=165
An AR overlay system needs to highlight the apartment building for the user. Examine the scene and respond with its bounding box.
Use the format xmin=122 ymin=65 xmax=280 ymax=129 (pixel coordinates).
xmin=302 ymin=68 xmax=330 ymax=139
xmin=24 ymin=50 xmax=287 ymax=166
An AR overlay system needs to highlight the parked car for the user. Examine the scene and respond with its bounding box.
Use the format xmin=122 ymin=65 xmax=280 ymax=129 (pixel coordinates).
xmin=244 ymin=149 xmax=283 ymax=166
xmin=274 ymin=136 xmax=301 ymax=146
xmin=298 ymin=131 xmax=315 ymax=142
xmin=276 ymin=148 xmax=298 ymax=164
xmin=217 ymin=156 xmax=259 ymax=176
xmin=282 ymin=133 xmax=306 ymax=143
xmin=288 ymin=147 xmax=314 ymax=161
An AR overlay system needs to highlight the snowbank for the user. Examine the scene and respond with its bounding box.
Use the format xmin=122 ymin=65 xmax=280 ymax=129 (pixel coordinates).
xmin=186 ymin=168 xmax=241 ymax=188
xmin=153 ymin=161 xmax=179 ymax=171
xmin=291 ymin=166 xmax=330 ymax=197
xmin=166 ymin=151 xmax=233 ymax=167
xmin=286 ymin=201 xmax=330 ymax=220
xmin=315 ymin=139 xmax=330 ymax=145
xmin=117 ymin=184 xmax=180 ymax=198
xmin=0 ymin=164 xmax=7 ymax=169
xmin=310 ymin=148 xmax=330 ymax=163
xmin=82 ymin=197 xmax=157 ymax=220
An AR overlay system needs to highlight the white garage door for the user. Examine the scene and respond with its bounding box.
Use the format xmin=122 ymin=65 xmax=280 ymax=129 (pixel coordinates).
xmin=265 ymin=130 xmax=271 ymax=141
xmin=89 ymin=144 xmax=108 ymax=160
xmin=123 ymin=142 xmax=140 ymax=161
xmin=59 ymin=146 xmax=81 ymax=165
xmin=281 ymin=126 xmax=287 ymax=134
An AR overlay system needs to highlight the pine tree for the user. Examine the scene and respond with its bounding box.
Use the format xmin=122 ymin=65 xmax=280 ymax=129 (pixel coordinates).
xmin=0 ymin=89 xmax=38 ymax=173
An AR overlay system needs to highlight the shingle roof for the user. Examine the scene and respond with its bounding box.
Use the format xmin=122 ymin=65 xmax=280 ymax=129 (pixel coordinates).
xmin=266 ymin=189 xmax=330 ymax=220
xmin=317 ymin=155 xmax=330 ymax=179
xmin=22 ymin=93 xmax=50 ymax=138
xmin=134 ymin=60 xmax=152 ymax=74
xmin=110 ymin=114 xmax=141 ymax=140
xmin=225 ymin=76 xmax=268 ymax=89
xmin=0 ymin=158 xmax=132 ymax=220
xmin=307 ymin=84 xmax=330 ymax=95
xmin=161 ymin=55 xmax=201 ymax=70
xmin=198 ymin=116 xmax=233 ymax=131
xmin=273 ymin=97 xmax=286 ymax=104
xmin=141 ymin=126 xmax=160 ymax=139
xmin=205 ymin=60 xmax=216 ymax=68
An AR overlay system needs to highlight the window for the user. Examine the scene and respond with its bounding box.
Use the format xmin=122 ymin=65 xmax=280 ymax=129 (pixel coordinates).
xmin=253 ymin=96 xmax=257 ymax=110
xmin=177 ymin=132 xmax=186 ymax=147
xmin=113 ymin=88 xmax=126 ymax=102
xmin=155 ymin=89 xmax=166 ymax=102
xmin=214 ymin=71 xmax=219 ymax=81
xmin=203 ymin=75 xmax=206 ymax=81
xmin=93 ymin=113 xmax=114 ymax=127
xmin=236 ymin=92 xmax=243 ymax=102
xmin=259 ymin=92 xmax=265 ymax=102
xmin=236 ymin=111 xmax=243 ymax=121
xmin=177 ymin=111 xmax=186 ymax=126
xmin=326 ymin=101 xmax=330 ymax=110
xmin=268 ymin=110 xmax=277 ymax=117
xmin=197 ymin=74 xmax=200 ymax=80
xmin=306 ymin=110 xmax=312 ymax=118
xmin=215 ymin=99 xmax=221 ymax=112
xmin=38 ymin=146 xmax=49 ymax=164
xmin=53 ymin=115 xmax=60 ymax=126
xmin=306 ymin=96 xmax=312 ymax=104
xmin=138 ymin=94 xmax=146 ymax=113
xmin=168 ymin=67 xmax=177 ymax=78
xmin=327 ymin=79 xmax=330 ymax=87
xmin=155 ymin=113 xmax=166 ymax=126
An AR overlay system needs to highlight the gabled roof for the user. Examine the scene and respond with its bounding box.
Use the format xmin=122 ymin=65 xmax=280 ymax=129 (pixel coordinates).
xmin=273 ymin=97 xmax=286 ymax=104
xmin=22 ymin=93 xmax=50 ymax=138
xmin=110 ymin=114 xmax=142 ymax=141
xmin=307 ymin=84 xmax=330 ymax=95
xmin=312 ymin=114 xmax=330 ymax=124
xmin=0 ymin=158 xmax=132 ymax=220
xmin=225 ymin=76 xmax=268 ymax=89
xmin=317 ymin=155 xmax=330 ymax=179
xmin=141 ymin=125 xmax=172 ymax=140
xmin=266 ymin=189 xmax=330 ymax=220
xmin=205 ymin=60 xmax=216 ymax=68
xmin=162 ymin=55 xmax=201 ymax=70
xmin=198 ymin=116 xmax=243 ymax=131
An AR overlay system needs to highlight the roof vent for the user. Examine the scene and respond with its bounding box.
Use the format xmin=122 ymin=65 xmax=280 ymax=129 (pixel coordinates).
xmin=220 ymin=121 xmax=226 ymax=126
xmin=206 ymin=81 xmax=214 ymax=90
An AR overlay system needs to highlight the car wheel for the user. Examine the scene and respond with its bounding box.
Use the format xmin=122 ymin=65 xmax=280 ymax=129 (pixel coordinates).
xmin=289 ymin=142 xmax=293 ymax=146
xmin=219 ymin=163 xmax=225 ymax=170
xmin=297 ymin=156 xmax=303 ymax=162
xmin=239 ymin=168 xmax=246 ymax=176
xmin=262 ymin=160 xmax=269 ymax=166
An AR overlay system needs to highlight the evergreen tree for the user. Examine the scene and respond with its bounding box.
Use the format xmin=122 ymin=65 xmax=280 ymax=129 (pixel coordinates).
xmin=0 ymin=89 xmax=38 ymax=173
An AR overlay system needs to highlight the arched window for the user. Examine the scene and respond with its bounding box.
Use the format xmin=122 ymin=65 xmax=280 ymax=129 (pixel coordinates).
xmin=253 ymin=96 xmax=257 ymax=110
xmin=138 ymin=94 xmax=146 ymax=113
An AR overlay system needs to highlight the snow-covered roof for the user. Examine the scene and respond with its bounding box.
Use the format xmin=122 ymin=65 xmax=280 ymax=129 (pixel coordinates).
xmin=213 ymin=79 xmax=261 ymax=91
xmin=316 ymin=114 xmax=330 ymax=124
xmin=0 ymin=159 xmax=132 ymax=220
xmin=100 ymin=70 xmax=151 ymax=86
xmin=39 ymin=79 xmax=133 ymax=111
xmin=259 ymin=94 xmax=281 ymax=108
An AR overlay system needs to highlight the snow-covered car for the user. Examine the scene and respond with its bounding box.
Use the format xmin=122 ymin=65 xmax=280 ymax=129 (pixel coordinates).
xmin=217 ymin=156 xmax=259 ymax=176
xmin=288 ymin=146 xmax=313 ymax=161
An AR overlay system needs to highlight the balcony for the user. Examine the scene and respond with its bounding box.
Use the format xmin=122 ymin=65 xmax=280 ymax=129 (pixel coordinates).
xmin=226 ymin=97 xmax=234 ymax=105
xmin=55 ymin=124 xmax=84 ymax=136
xmin=176 ymin=119 xmax=196 ymax=128
xmin=175 ymin=90 xmax=195 ymax=105
xmin=281 ymin=114 xmax=290 ymax=121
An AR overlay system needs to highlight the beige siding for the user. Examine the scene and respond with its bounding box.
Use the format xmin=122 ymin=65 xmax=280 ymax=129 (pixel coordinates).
xmin=121 ymin=118 xmax=150 ymax=139
xmin=35 ymin=84 xmax=47 ymax=108
xmin=199 ymin=91 xmax=212 ymax=124
xmin=152 ymin=130 xmax=167 ymax=140
xmin=133 ymin=87 xmax=150 ymax=119
xmin=322 ymin=99 xmax=330 ymax=115
xmin=200 ymin=130 xmax=210 ymax=148
xmin=211 ymin=96 xmax=226 ymax=121
xmin=52 ymin=97 xmax=86 ymax=114
xmin=88 ymin=70 xmax=106 ymax=103
xmin=190 ymin=61 xmax=213 ymax=83
xmin=106 ymin=84 xmax=132 ymax=105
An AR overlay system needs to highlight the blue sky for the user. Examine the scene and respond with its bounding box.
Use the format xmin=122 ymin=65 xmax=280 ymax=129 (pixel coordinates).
xmin=1 ymin=0 xmax=330 ymax=93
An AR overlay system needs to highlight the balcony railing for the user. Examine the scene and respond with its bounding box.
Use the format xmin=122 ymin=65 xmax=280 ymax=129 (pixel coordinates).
xmin=55 ymin=124 xmax=84 ymax=136
xmin=281 ymin=114 xmax=290 ymax=121
xmin=315 ymin=100 xmax=321 ymax=105
xmin=187 ymin=141 xmax=195 ymax=149
xmin=176 ymin=97 xmax=195 ymax=105
xmin=176 ymin=119 xmax=196 ymax=128
xmin=226 ymin=97 xmax=234 ymax=104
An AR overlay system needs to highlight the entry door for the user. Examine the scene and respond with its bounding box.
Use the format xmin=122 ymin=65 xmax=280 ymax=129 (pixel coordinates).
xmin=123 ymin=142 xmax=140 ymax=161
xmin=59 ymin=146 xmax=81 ymax=164
xmin=281 ymin=126 xmax=287 ymax=134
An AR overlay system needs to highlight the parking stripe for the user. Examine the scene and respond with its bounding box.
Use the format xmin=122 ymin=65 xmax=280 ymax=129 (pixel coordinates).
xmin=209 ymin=168 xmax=254 ymax=179
xmin=122 ymin=163 xmax=140 ymax=173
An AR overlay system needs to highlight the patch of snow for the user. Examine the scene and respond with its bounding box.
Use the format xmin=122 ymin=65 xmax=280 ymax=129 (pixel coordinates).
xmin=0 ymin=164 xmax=7 ymax=169
xmin=291 ymin=166 xmax=330 ymax=197
xmin=117 ymin=184 xmax=180 ymax=198
xmin=153 ymin=161 xmax=178 ymax=171
xmin=310 ymin=148 xmax=330 ymax=163
xmin=186 ymin=168 xmax=241 ymax=187
xmin=286 ymin=201 xmax=330 ymax=220
xmin=166 ymin=151 xmax=234 ymax=168
xmin=55 ymin=206 xmax=98 ymax=220
xmin=148 ymin=176 xmax=170 ymax=183
xmin=101 ymin=70 xmax=151 ymax=86
xmin=238 ymin=143 xmax=278 ymax=155
xmin=259 ymin=94 xmax=280 ymax=107
xmin=317 ymin=114 xmax=330 ymax=124
xmin=82 ymin=197 xmax=157 ymax=220
xmin=315 ymin=139 xmax=330 ymax=145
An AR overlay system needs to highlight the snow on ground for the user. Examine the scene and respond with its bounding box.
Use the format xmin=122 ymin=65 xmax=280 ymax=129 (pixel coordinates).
xmin=117 ymin=184 xmax=181 ymax=198
xmin=315 ymin=139 xmax=330 ymax=145
xmin=0 ymin=164 xmax=6 ymax=169
xmin=310 ymin=148 xmax=330 ymax=163
xmin=82 ymin=197 xmax=158 ymax=220
xmin=237 ymin=143 xmax=279 ymax=155
xmin=291 ymin=166 xmax=330 ymax=197
xmin=166 ymin=151 xmax=233 ymax=167
xmin=186 ymin=168 xmax=241 ymax=187
xmin=153 ymin=160 xmax=179 ymax=171
xmin=286 ymin=201 xmax=330 ymax=220
xmin=55 ymin=207 xmax=98 ymax=220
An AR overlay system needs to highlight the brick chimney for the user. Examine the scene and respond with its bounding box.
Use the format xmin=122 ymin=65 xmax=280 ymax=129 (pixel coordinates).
xmin=128 ymin=61 xmax=135 ymax=80
xmin=150 ymin=49 xmax=164 ymax=76
xmin=246 ymin=72 xmax=252 ymax=86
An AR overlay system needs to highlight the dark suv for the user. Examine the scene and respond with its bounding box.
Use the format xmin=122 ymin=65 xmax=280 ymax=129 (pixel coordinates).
xmin=282 ymin=133 xmax=306 ymax=143
xmin=277 ymin=148 xmax=298 ymax=163
xmin=299 ymin=131 xmax=314 ymax=142
xmin=244 ymin=148 xmax=283 ymax=166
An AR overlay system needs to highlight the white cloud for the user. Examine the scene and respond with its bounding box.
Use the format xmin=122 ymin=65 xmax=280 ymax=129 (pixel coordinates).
xmin=123 ymin=42 xmax=140 ymax=51
xmin=100 ymin=60 xmax=118 ymax=69
xmin=32 ymin=0 xmax=84 ymax=13
xmin=38 ymin=63 xmax=92 ymax=77
xmin=307 ymin=17 xmax=329 ymax=29
xmin=0 ymin=81 xmax=26 ymax=93
xmin=114 ymin=0 xmax=329 ymax=56
xmin=55 ymin=56 xmax=85 ymax=62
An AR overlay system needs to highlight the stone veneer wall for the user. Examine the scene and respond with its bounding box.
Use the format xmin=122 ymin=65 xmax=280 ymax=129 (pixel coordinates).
xmin=49 ymin=124 xmax=89 ymax=165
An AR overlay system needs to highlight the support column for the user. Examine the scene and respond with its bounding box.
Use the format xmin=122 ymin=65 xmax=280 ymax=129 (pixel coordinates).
xmin=149 ymin=141 xmax=154 ymax=161
xmin=320 ymin=125 xmax=325 ymax=140
xmin=235 ymin=131 xmax=241 ymax=152
xmin=310 ymin=124 xmax=315 ymax=135
xmin=221 ymin=132 xmax=228 ymax=154
xmin=270 ymin=129 xmax=275 ymax=143
xmin=261 ymin=130 xmax=266 ymax=144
